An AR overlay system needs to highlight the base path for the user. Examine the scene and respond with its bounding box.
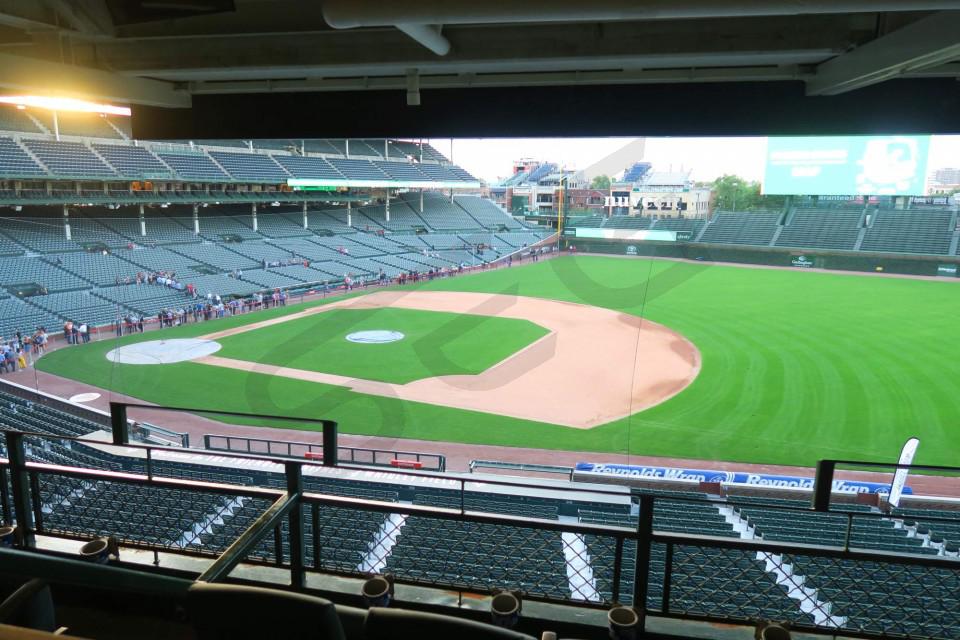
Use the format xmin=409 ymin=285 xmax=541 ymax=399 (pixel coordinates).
xmin=195 ymin=290 xmax=700 ymax=428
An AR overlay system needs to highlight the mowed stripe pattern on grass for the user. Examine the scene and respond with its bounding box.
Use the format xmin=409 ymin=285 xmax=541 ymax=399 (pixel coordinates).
xmin=210 ymin=306 xmax=549 ymax=384
xmin=34 ymin=256 xmax=960 ymax=467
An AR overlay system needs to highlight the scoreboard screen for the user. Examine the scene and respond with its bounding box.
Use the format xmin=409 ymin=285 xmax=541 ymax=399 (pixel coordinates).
xmin=763 ymin=135 xmax=931 ymax=196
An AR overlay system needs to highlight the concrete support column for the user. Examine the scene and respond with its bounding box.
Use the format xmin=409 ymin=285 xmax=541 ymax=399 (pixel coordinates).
xmin=347 ymin=201 xmax=352 ymax=227
xmin=192 ymin=204 xmax=200 ymax=235
xmin=62 ymin=206 xmax=71 ymax=240
xmin=419 ymin=188 xmax=424 ymax=213
xmin=251 ymin=202 xmax=258 ymax=232
xmin=138 ymin=204 xmax=146 ymax=236
xmin=302 ymin=201 xmax=308 ymax=230
xmin=385 ymin=191 xmax=391 ymax=223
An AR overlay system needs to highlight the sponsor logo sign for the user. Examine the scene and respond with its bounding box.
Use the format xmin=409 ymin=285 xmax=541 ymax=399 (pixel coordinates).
xmin=574 ymin=463 xmax=909 ymax=495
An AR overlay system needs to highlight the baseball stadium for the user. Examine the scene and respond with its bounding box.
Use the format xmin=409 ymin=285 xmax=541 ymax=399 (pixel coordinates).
xmin=2 ymin=4 xmax=960 ymax=640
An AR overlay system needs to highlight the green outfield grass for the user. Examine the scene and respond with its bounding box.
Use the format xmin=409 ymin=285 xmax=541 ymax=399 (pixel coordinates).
xmin=35 ymin=256 xmax=960 ymax=467
xmin=214 ymin=307 xmax=547 ymax=384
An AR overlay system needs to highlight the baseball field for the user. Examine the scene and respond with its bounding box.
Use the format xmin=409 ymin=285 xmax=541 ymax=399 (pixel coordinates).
xmin=35 ymin=255 xmax=960 ymax=467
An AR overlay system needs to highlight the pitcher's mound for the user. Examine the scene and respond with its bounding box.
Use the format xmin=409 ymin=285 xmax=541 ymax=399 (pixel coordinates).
xmin=106 ymin=339 xmax=221 ymax=365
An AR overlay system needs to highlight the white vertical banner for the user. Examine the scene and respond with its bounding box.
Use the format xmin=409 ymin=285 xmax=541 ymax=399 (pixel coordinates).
xmin=888 ymin=437 xmax=920 ymax=508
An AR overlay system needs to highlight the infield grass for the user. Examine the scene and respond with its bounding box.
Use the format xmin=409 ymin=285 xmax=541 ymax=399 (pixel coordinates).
xmin=214 ymin=307 xmax=548 ymax=384
xmin=35 ymin=256 xmax=960 ymax=467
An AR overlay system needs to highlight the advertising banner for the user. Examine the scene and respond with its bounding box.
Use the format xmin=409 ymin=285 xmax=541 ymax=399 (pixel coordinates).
xmin=575 ymin=463 xmax=909 ymax=495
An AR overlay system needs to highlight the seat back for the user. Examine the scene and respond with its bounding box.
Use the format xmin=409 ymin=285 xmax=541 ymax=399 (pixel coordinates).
xmin=186 ymin=583 xmax=345 ymax=640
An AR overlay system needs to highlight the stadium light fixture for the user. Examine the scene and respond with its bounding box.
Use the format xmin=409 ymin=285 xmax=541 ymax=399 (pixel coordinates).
xmin=0 ymin=95 xmax=130 ymax=116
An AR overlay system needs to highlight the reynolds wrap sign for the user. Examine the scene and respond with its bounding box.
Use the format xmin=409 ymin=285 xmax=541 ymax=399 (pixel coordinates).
xmin=575 ymin=463 xmax=909 ymax=495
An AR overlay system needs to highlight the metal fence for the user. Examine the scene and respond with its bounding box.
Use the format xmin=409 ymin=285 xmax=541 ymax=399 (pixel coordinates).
xmin=203 ymin=434 xmax=446 ymax=471
xmin=3 ymin=424 xmax=960 ymax=639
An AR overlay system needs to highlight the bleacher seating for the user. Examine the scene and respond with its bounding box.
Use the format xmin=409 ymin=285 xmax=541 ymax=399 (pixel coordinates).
xmin=0 ymin=106 xmax=43 ymax=133
xmin=37 ymin=112 xmax=122 ymax=139
xmin=622 ymin=162 xmax=653 ymax=183
xmin=402 ymin=194 xmax=471 ymax=230
xmin=0 ymin=230 xmax=24 ymax=256
xmin=63 ymin=218 xmax=131 ymax=249
xmin=92 ymin=143 xmax=172 ymax=178
xmin=374 ymin=161 xmax=428 ymax=181
xmin=21 ymin=139 xmax=116 ymax=178
xmin=0 ymin=296 xmax=60 ymax=336
xmin=249 ymin=212 xmax=312 ymax=238
xmin=699 ymin=211 xmax=782 ymax=245
xmin=27 ymin=290 xmax=126 ymax=327
xmin=416 ymin=163 xmax=458 ymax=182
xmin=0 ymin=256 xmax=90 ymax=291
xmin=358 ymin=203 xmax=424 ymax=232
xmin=605 ymin=216 xmax=653 ymax=230
xmin=453 ymin=196 xmax=523 ymax=229
xmin=775 ymin=208 xmax=864 ymax=250
xmin=196 ymin=214 xmax=263 ymax=241
xmin=272 ymin=155 xmax=343 ymax=179
xmin=113 ymin=246 xmax=208 ymax=279
xmin=48 ymin=252 xmax=139 ymax=286
xmin=157 ymin=151 xmax=230 ymax=181
xmin=94 ymin=284 xmax=192 ymax=317
xmin=652 ymin=217 xmax=706 ymax=236
xmin=327 ymin=158 xmax=389 ymax=180
xmin=860 ymin=209 xmax=955 ymax=255
xmin=208 ymin=151 xmax=290 ymax=182
xmin=0 ymin=137 xmax=46 ymax=176
xmin=0 ymin=217 xmax=80 ymax=253
xmin=172 ymin=242 xmax=259 ymax=272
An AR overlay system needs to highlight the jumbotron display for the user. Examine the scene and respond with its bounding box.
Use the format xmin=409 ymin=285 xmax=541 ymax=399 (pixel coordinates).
xmin=763 ymin=135 xmax=931 ymax=196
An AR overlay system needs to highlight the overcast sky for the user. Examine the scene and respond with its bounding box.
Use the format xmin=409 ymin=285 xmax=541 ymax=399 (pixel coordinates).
xmin=430 ymin=136 xmax=960 ymax=185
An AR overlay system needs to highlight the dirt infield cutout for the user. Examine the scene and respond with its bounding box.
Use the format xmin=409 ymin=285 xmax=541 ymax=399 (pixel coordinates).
xmin=194 ymin=291 xmax=701 ymax=428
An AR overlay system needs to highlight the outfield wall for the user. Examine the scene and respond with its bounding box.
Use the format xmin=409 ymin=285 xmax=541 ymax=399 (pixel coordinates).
xmin=565 ymin=238 xmax=960 ymax=278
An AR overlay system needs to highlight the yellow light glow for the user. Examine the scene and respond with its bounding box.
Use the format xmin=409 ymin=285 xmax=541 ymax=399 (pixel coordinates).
xmin=0 ymin=95 xmax=130 ymax=116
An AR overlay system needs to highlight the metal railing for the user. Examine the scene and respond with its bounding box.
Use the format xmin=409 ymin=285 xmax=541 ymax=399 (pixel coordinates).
xmin=203 ymin=434 xmax=445 ymax=471
xmin=3 ymin=426 xmax=960 ymax=639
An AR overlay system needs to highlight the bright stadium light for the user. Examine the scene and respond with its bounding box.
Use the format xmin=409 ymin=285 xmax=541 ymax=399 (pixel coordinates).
xmin=0 ymin=95 xmax=131 ymax=116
